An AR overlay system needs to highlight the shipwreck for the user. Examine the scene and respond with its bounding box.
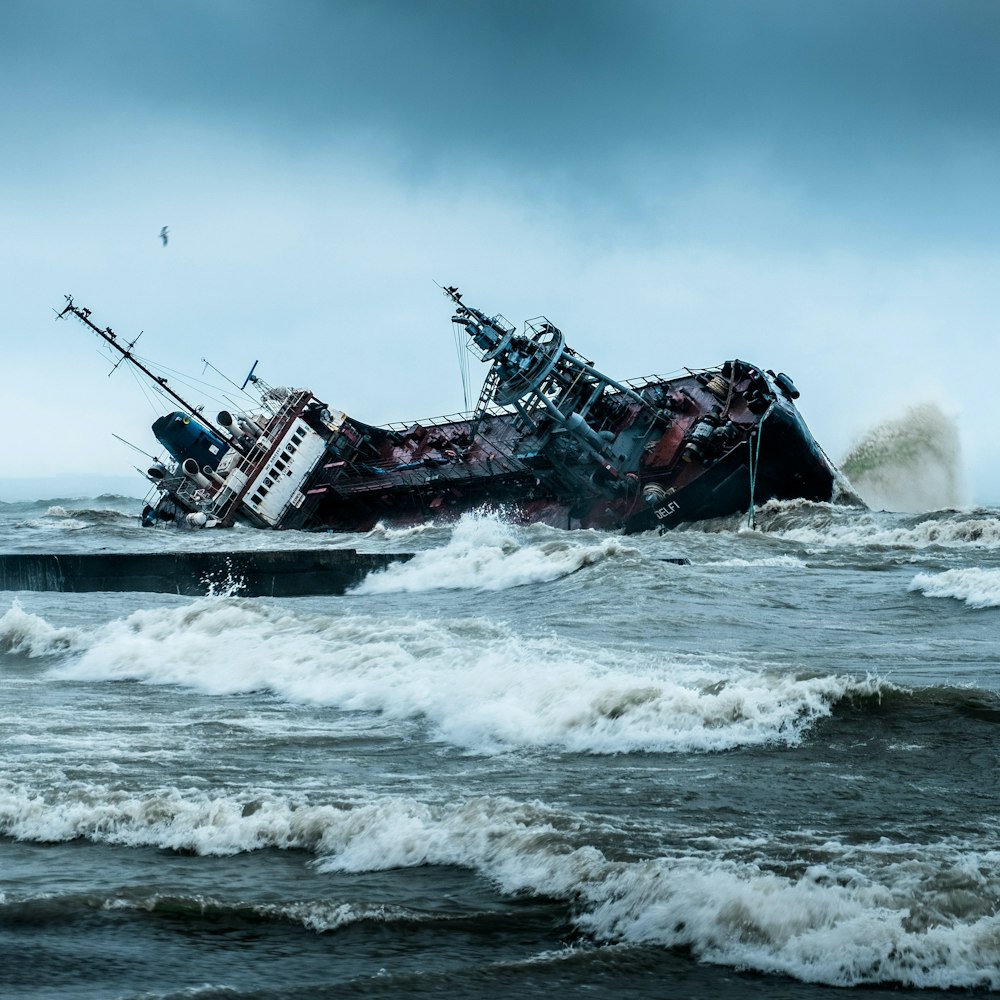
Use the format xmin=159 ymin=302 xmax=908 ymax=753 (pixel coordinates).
xmin=58 ymin=287 xmax=838 ymax=534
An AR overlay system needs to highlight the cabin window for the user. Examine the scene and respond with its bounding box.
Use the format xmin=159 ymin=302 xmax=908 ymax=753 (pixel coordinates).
xmin=275 ymin=460 xmax=286 ymax=471
xmin=287 ymin=444 xmax=297 ymax=454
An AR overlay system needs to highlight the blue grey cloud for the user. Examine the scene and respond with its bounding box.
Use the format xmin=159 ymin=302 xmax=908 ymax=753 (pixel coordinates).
xmin=7 ymin=0 xmax=1000 ymax=241
xmin=4 ymin=0 xmax=1000 ymax=499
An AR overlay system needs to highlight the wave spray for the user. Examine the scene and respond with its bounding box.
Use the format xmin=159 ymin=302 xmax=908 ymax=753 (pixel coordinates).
xmin=840 ymin=402 xmax=963 ymax=512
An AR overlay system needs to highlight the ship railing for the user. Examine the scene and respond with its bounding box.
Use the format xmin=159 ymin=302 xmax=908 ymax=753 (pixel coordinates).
xmin=373 ymin=368 xmax=719 ymax=430
xmin=617 ymin=365 xmax=738 ymax=392
xmin=617 ymin=371 xmax=687 ymax=391
xmin=374 ymin=370 xmax=710 ymax=432
xmin=174 ymin=478 xmax=205 ymax=506
xmin=459 ymin=312 xmax=516 ymax=362
xmin=378 ymin=399 xmax=516 ymax=434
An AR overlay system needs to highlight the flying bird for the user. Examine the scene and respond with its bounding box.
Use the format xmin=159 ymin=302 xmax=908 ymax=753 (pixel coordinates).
xmin=159 ymin=226 xmax=169 ymax=247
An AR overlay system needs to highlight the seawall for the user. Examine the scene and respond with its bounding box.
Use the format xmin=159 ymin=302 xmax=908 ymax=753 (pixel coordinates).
xmin=0 ymin=550 xmax=413 ymax=597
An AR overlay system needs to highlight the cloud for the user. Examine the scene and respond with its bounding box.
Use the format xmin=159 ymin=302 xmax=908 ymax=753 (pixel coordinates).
xmin=3 ymin=0 xmax=999 ymax=502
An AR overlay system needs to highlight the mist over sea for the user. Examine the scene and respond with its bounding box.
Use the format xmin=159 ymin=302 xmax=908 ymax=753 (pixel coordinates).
xmin=2 ymin=477 xmax=1000 ymax=997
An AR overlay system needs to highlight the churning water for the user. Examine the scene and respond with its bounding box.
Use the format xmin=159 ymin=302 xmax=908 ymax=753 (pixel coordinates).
xmin=2 ymin=492 xmax=999 ymax=999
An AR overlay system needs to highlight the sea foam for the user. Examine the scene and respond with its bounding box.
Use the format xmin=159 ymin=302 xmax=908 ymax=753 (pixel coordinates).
xmin=1 ymin=782 xmax=995 ymax=990
xmin=754 ymin=501 xmax=1000 ymax=551
xmin=0 ymin=601 xmax=86 ymax=657
xmin=354 ymin=513 xmax=639 ymax=593
xmin=41 ymin=599 xmax=879 ymax=753
xmin=909 ymin=568 xmax=1000 ymax=608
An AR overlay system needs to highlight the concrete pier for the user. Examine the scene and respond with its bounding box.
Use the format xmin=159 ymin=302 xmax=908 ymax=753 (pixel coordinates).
xmin=0 ymin=550 xmax=413 ymax=597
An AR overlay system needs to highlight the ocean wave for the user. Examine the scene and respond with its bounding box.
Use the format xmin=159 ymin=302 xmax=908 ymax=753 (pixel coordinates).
xmin=363 ymin=519 xmax=453 ymax=543
xmin=43 ymin=504 xmax=137 ymax=524
xmin=0 ymin=493 xmax=138 ymax=510
xmin=748 ymin=501 xmax=1000 ymax=551
xmin=354 ymin=513 xmax=640 ymax=593
xmin=642 ymin=498 xmax=1000 ymax=554
xmin=0 ymin=600 xmax=86 ymax=657
xmin=575 ymin=846 xmax=1000 ymax=989
xmin=811 ymin=683 xmax=1000 ymax=735
xmin=10 ymin=505 xmax=138 ymax=532
xmin=1 ymin=784 xmax=996 ymax=989
xmin=702 ymin=555 xmax=806 ymax=569
xmin=44 ymin=600 xmax=879 ymax=753
xmin=0 ymin=888 xmax=432 ymax=934
xmin=909 ymin=568 xmax=1000 ymax=609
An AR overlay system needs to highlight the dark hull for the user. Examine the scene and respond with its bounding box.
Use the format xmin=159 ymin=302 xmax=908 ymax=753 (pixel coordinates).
xmin=621 ymin=394 xmax=836 ymax=534
xmin=286 ymin=375 xmax=837 ymax=535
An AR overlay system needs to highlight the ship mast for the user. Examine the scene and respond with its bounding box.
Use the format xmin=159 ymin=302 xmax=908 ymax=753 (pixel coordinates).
xmin=445 ymin=285 xmax=650 ymax=473
xmin=57 ymin=296 xmax=243 ymax=453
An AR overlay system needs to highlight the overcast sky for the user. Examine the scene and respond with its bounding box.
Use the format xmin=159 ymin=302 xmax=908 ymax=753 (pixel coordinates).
xmin=3 ymin=0 xmax=999 ymax=503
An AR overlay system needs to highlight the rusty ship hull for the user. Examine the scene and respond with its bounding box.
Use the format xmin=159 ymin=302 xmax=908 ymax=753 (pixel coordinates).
xmin=59 ymin=289 xmax=839 ymax=535
xmin=291 ymin=370 xmax=835 ymax=535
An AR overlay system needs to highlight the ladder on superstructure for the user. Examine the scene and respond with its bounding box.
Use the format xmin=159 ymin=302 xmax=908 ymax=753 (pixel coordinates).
xmin=467 ymin=364 xmax=501 ymax=444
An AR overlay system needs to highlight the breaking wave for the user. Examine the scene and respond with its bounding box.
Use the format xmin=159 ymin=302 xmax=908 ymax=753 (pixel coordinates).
xmin=8 ymin=599 xmax=882 ymax=753
xmin=0 ymin=600 xmax=86 ymax=657
xmin=749 ymin=500 xmax=1000 ymax=551
xmin=355 ymin=514 xmax=640 ymax=593
xmin=0 ymin=783 xmax=995 ymax=990
xmin=12 ymin=503 xmax=138 ymax=532
xmin=909 ymin=568 xmax=1000 ymax=609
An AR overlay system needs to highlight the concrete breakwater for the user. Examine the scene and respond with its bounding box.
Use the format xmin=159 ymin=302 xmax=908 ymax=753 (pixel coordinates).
xmin=0 ymin=550 xmax=413 ymax=597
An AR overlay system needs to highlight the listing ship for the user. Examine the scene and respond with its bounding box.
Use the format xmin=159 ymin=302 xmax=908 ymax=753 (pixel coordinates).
xmin=58 ymin=288 xmax=838 ymax=534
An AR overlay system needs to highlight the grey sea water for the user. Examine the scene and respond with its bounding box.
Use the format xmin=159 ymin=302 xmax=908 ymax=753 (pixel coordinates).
xmin=2 ymin=495 xmax=1000 ymax=999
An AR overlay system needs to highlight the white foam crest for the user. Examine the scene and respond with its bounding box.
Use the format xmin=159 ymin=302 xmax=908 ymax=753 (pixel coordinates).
xmin=0 ymin=782 xmax=321 ymax=856
xmin=316 ymin=796 xmax=1000 ymax=989
xmin=355 ymin=513 xmax=639 ymax=593
xmin=704 ymin=555 xmax=806 ymax=569
xmin=363 ymin=519 xmax=448 ymax=542
xmin=16 ymin=515 xmax=89 ymax=530
xmin=757 ymin=504 xmax=1000 ymax=551
xmin=102 ymin=892 xmax=417 ymax=932
xmin=577 ymin=855 xmax=1000 ymax=989
xmin=4 ymin=782 xmax=995 ymax=988
xmin=0 ymin=600 xmax=86 ymax=657
xmin=49 ymin=600 xmax=878 ymax=752
xmin=314 ymin=798 xmax=1000 ymax=989
xmin=265 ymin=899 xmax=419 ymax=932
xmin=909 ymin=568 xmax=1000 ymax=609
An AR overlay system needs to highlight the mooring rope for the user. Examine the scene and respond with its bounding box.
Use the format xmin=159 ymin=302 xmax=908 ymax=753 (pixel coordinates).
xmin=747 ymin=418 xmax=764 ymax=529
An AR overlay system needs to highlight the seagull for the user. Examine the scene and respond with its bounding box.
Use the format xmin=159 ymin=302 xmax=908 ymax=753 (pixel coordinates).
xmin=159 ymin=226 xmax=169 ymax=247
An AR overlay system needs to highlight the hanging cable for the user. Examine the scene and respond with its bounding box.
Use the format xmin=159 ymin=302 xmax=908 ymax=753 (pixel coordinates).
xmin=127 ymin=361 xmax=168 ymax=418
xmin=453 ymin=326 xmax=472 ymax=411
xmin=133 ymin=357 xmax=246 ymax=411
xmin=747 ymin=419 xmax=764 ymax=529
